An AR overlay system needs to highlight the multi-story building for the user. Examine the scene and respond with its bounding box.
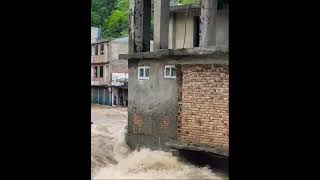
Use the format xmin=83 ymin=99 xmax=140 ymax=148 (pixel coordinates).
xmin=91 ymin=38 xmax=129 ymax=106
xmin=121 ymin=0 xmax=229 ymax=159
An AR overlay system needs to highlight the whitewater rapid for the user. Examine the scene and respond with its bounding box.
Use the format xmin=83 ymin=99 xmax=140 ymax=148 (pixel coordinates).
xmin=91 ymin=106 xmax=226 ymax=180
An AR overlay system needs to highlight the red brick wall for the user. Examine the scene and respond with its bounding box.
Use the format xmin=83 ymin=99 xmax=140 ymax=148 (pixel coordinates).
xmin=132 ymin=113 xmax=143 ymax=133
xmin=177 ymin=64 xmax=229 ymax=151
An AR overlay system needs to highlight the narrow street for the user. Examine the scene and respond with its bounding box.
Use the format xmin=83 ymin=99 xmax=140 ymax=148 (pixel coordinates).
xmin=91 ymin=105 xmax=228 ymax=179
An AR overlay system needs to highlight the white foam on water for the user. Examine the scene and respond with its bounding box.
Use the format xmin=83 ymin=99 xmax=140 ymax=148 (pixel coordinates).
xmin=92 ymin=107 xmax=226 ymax=180
xmin=95 ymin=148 xmax=221 ymax=179
xmin=94 ymin=135 xmax=222 ymax=180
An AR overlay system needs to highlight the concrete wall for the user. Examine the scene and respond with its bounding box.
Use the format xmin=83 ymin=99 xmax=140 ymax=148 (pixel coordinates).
xmin=91 ymin=42 xmax=109 ymax=63
xmin=216 ymin=10 xmax=229 ymax=47
xmin=126 ymin=54 xmax=229 ymax=150
xmin=91 ymin=64 xmax=110 ymax=86
xmin=110 ymin=41 xmax=128 ymax=60
xmin=168 ymin=8 xmax=229 ymax=49
xmin=110 ymin=39 xmax=129 ymax=74
xmin=170 ymin=13 xmax=196 ymax=49
xmin=127 ymin=58 xmax=179 ymax=149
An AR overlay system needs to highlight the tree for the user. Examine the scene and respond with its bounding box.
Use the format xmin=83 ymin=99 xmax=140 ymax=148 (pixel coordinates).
xmin=102 ymin=0 xmax=129 ymax=38
xmin=91 ymin=0 xmax=117 ymax=26
xmin=91 ymin=10 xmax=101 ymax=27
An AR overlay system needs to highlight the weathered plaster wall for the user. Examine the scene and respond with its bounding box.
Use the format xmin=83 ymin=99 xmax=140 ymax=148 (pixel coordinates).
xmin=127 ymin=58 xmax=178 ymax=149
xmin=126 ymin=54 xmax=228 ymax=150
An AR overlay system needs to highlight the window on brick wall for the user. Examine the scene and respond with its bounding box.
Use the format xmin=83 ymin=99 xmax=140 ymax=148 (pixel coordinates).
xmin=99 ymin=66 xmax=104 ymax=78
xmin=138 ymin=66 xmax=150 ymax=80
xmin=94 ymin=66 xmax=98 ymax=78
xmin=164 ymin=65 xmax=176 ymax=79
xmin=100 ymin=44 xmax=104 ymax=55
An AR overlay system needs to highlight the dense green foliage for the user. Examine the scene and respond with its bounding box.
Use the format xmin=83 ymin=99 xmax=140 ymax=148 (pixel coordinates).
xmin=102 ymin=0 xmax=129 ymax=38
xmin=91 ymin=0 xmax=117 ymax=28
xmin=91 ymin=0 xmax=123 ymax=39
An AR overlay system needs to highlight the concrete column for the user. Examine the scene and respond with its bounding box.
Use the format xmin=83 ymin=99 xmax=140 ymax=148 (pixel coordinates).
xmin=200 ymin=0 xmax=218 ymax=48
xmin=103 ymin=88 xmax=106 ymax=105
xmin=129 ymin=0 xmax=135 ymax=53
xmin=153 ymin=0 xmax=170 ymax=50
xmin=122 ymin=88 xmax=125 ymax=105
xmin=129 ymin=0 xmax=151 ymax=53
xmin=111 ymin=87 xmax=113 ymax=106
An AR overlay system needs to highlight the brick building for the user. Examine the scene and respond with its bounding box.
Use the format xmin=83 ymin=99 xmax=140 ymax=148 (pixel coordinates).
xmin=91 ymin=38 xmax=129 ymax=106
xmin=121 ymin=0 xmax=229 ymax=157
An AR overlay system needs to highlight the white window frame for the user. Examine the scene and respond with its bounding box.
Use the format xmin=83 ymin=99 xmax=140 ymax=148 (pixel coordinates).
xmin=164 ymin=65 xmax=176 ymax=79
xmin=138 ymin=66 xmax=150 ymax=80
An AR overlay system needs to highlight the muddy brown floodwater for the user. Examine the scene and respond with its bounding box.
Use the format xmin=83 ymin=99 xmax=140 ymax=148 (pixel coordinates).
xmin=91 ymin=105 xmax=228 ymax=179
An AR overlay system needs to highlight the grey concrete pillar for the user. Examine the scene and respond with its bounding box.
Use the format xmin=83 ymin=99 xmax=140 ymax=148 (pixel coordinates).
xmin=200 ymin=0 xmax=218 ymax=48
xmin=153 ymin=0 xmax=170 ymax=50
xmin=128 ymin=0 xmax=151 ymax=53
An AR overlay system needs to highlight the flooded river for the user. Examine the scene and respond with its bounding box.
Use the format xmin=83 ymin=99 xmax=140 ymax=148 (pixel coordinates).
xmin=91 ymin=105 xmax=228 ymax=179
